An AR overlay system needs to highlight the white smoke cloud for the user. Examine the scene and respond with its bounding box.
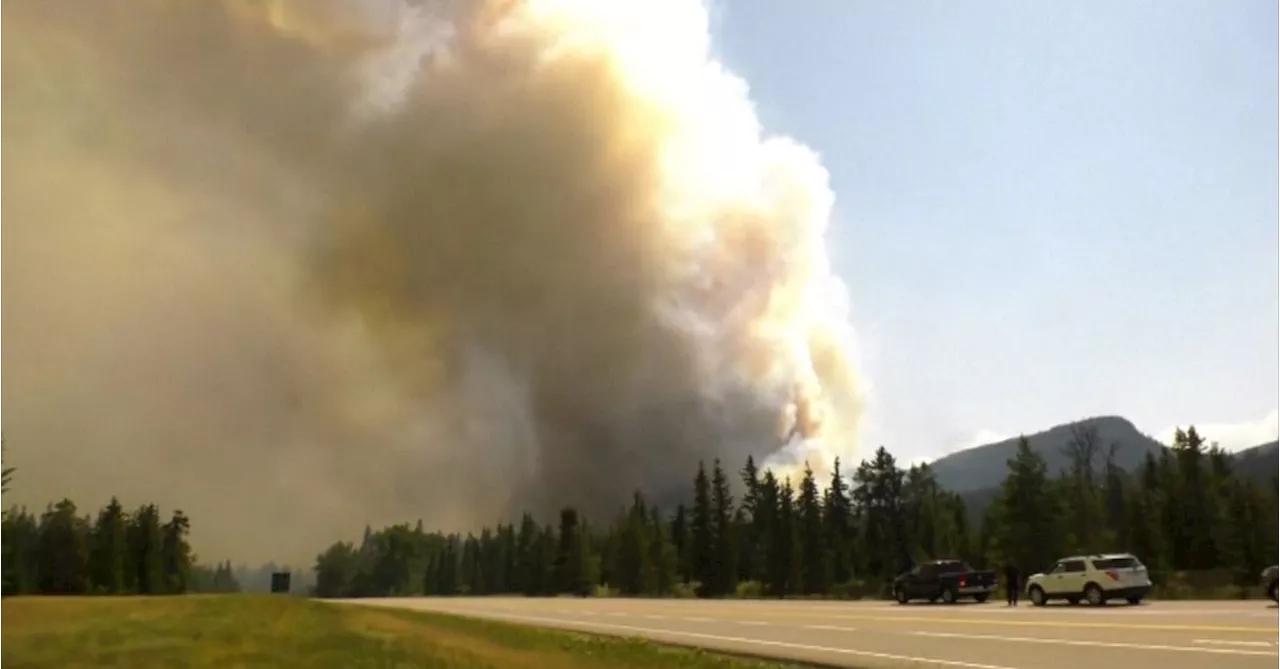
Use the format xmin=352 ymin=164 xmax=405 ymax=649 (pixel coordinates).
xmin=2 ymin=0 xmax=864 ymax=562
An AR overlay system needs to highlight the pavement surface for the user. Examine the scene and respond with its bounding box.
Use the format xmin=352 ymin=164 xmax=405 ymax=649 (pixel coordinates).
xmin=335 ymin=596 xmax=1279 ymax=669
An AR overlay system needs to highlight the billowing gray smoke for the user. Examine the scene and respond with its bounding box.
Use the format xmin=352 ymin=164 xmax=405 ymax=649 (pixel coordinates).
xmin=2 ymin=0 xmax=863 ymax=564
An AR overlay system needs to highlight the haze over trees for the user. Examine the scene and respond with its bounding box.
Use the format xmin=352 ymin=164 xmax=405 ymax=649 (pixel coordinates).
xmin=0 ymin=491 xmax=238 ymax=596
xmin=0 ymin=472 xmax=241 ymax=596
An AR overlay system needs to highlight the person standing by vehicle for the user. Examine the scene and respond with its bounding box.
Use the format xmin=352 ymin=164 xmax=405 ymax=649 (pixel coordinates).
xmin=1003 ymin=562 xmax=1021 ymax=606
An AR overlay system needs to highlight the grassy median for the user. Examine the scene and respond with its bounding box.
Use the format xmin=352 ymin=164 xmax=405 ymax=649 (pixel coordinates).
xmin=1 ymin=595 xmax=808 ymax=669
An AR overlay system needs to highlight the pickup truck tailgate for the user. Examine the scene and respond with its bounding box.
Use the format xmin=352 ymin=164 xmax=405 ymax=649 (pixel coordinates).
xmin=956 ymin=571 xmax=996 ymax=590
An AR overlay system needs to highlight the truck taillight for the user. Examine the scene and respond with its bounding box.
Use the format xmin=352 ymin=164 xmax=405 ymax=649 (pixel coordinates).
xmin=958 ymin=577 xmax=967 ymax=587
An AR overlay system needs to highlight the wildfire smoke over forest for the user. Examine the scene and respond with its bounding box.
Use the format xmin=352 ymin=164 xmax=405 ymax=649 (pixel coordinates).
xmin=2 ymin=0 xmax=863 ymax=562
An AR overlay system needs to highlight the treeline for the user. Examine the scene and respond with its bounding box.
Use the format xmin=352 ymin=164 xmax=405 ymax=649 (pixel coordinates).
xmin=981 ymin=426 xmax=1277 ymax=589
xmin=313 ymin=425 xmax=1278 ymax=599
xmin=0 ymin=497 xmax=239 ymax=596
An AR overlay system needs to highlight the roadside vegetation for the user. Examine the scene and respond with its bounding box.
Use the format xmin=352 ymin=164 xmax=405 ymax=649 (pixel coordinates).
xmin=1 ymin=595 xmax=809 ymax=669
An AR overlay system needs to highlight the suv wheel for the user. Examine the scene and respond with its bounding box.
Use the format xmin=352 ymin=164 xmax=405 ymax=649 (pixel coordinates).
xmin=1029 ymin=586 xmax=1047 ymax=607
xmin=1084 ymin=583 xmax=1105 ymax=606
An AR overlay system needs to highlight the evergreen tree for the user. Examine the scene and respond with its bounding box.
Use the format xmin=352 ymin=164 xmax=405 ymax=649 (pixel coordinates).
xmin=89 ymin=497 xmax=127 ymax=594
xmin=615 ymin=497 xmax=647 ymax=595
xmin=823 ymin=457 xmax=853 ymax=585
xmin=437 ymin=536 xmax=459 ymax=596
xmin=853 ymin=447 xmax=906 ymax=582
xmin=1127 ymin=452 xmax=1168 ymax=573
xmin=214 ymin=560 xmax=241 ymax=592
xmin=776 ymin=477 xmax=799 ymax=595
xmin=992 ymin=437 xmax=1064 ymax=574
xmin=646 ymin=506 xmax=677 ymax=596
xmin=160 ymin=510 xmax=193 ymax=594
xmin=670 ymin=504 xmax=690 ymax=583
xmin=537 ymin=523 xmax=557 ymax=595
xmin=710 ymin=458 xmax=737 ymax=596
xmin=737 ymin=456 xmax=761 ymax=582
xmin=459 ymin=534 xmax=480 ymax=595
xmin=315 ymin=541 xmax=360 ymax=598
xmin=515 ymin=513 xmax=539 ymax=596
xmin=757 ymin=469 xmax=784 ymax=596
xmin=554 ymin=507 xmax=589 ymax=596
xmin=37 ymin=499 xmax=89 ymax=594
xmin=797 ymin=462 xmax=828 ymax=594
xmin=127 ymin=504 xmax=164 ymax=594
xmin=690 ymin=461 xmax=714 ymax=596
xmin=2 ymin=508 xmax=39 ymax=595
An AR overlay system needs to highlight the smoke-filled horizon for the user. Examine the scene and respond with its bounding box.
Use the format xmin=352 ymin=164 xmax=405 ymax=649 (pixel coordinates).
xmin=2 ymin=0 xmax=864 ymax=564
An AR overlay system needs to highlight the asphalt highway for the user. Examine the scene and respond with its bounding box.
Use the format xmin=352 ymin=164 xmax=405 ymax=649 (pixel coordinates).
xmin=337 ymin=597 xmax=1279 ymax=669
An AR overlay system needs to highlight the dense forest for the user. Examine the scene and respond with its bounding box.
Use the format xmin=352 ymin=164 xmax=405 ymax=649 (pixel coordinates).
xmin=310 ymin=425 xmax=1279 ymax=599
xmin=0 ymin=496 xmax=246 ymax=596
xmin=3 ymin=425 xmax=1275 ymax=600
xmin=0 ymin=453 xmax=242 ymax=596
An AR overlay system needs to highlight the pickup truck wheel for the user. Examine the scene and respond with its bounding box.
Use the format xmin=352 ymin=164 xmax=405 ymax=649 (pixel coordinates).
xmin=895 ymin=587 xmax=909 ymax=605
xmin=1268 ymin=581 xmax=1277 ymax=603
xmin=941 ymin=587 xmax=958 ymax=605
xmin=1084 ymin=583 xmax=1105 ymax=606
xmin=1028 ymin=586 xmax=1047 ymax=607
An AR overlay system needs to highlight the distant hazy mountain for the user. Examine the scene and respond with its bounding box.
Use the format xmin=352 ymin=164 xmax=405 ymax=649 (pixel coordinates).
xmin=1232 ymin=440 xmax=1279 ymax=486
xmin=933 ymin=418 xmax=1278 ymax=524
xmin=928 ymin=415 xmax=1167 ymax=493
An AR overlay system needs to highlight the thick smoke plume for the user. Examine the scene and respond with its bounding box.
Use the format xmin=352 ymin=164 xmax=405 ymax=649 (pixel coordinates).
xmin=2 ymin=0 xmax=862 ymax=563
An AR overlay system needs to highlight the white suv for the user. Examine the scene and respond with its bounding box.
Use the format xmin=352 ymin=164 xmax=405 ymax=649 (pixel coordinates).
xmin=1025 ymin=553 xmax=1152 ymax=606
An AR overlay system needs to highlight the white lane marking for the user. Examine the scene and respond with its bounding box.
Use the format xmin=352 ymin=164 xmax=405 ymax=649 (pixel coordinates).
xmin=912 ymin=630 xmax=1278 ymax=657
xmin=681 ymin=616 xmax=714 ymax=622
xmin=1193 ymin=639 xmax=1275 ymax=648
xmin=803 ymin=624 xmax=857 ymax=632
xmin=643 ymin=614 xmax=666 ymax=620
xmin=450 ymin=611 xmax=1024 ymax=669
xmin=738 ymin=620 xmax=769 ymax=626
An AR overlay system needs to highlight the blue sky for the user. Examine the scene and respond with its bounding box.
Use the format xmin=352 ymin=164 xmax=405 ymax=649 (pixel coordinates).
xmin=710 ymin=0 xmax=1278 ymax=462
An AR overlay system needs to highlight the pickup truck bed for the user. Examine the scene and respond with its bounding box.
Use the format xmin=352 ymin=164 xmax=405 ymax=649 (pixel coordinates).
xmin=892 ymin=559 xmax=997 ymax=605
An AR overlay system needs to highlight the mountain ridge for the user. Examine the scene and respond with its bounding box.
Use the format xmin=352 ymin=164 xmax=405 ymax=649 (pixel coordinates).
xmin=919 ymin=416 xmax=1278 ymax=524
xmin=927 ymin=415 xmax=1167 ymax=493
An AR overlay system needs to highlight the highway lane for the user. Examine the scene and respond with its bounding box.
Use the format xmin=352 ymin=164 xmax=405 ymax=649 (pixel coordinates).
xmin=336 ymin=597 xmax=1279 ymax=669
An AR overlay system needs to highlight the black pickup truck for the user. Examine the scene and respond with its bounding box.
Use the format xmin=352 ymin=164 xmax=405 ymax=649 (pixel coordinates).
xmin=892 ymin=559 xmax=997 ymax=604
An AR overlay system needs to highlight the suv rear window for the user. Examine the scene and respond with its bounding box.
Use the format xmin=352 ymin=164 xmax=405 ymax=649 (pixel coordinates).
xmin=1093 ymin=557 xmax=1139 ymax=570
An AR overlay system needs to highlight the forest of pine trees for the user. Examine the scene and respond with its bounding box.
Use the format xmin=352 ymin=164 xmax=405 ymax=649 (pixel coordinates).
xmin=311 ymin=425 xmax=1278 ymax=599
xmin=0 ymin=494 xmax=239 ymax=596
xmin=3 ymin=425 xmax=1273 ymax=600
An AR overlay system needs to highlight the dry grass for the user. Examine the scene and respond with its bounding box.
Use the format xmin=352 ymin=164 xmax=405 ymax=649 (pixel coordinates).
xmin=1 ymin=595 xmax=812 ymax=669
